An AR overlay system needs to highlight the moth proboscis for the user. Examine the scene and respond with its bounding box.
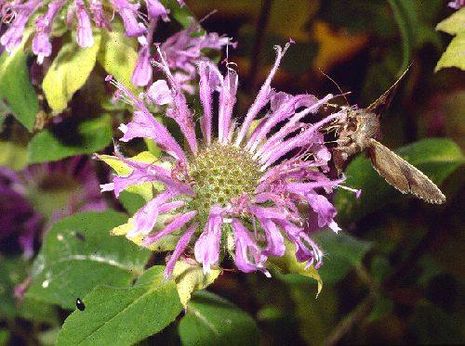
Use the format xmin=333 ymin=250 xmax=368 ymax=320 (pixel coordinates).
xmin=331 ymin=66 xmax=446 ymax=204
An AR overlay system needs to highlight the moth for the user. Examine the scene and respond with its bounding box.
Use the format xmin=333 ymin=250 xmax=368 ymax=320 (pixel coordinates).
xmin=331 ymin=67 xmax=446 ymax=204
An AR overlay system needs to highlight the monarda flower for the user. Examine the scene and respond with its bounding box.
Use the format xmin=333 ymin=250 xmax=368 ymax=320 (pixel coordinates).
xmin=0 ymin=156 xmax=106 ymax=258
xmin=0 ymin=0 xmax=181 ymax=64
xmin=100 ymin=44 xmax=344 ymax=278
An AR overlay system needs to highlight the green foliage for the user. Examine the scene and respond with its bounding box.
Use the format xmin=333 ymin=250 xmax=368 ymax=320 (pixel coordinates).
xmin=27 ymin=114 xmax=112 ymax=163
xmin=335 ymin=138 xmax=465 ymax=222
xmin=0 ymin=257 xmax=28 ymax=319
xmin=0 ymin=44 xmax=39 ymax=131
xmin=97 ymin=29 xmax=138 ymax=92
xmin=43 ymin=33 xmax=102 ymax=113
xmin=436 ymin=34 xmax=465 ymax=71
xmin=436 ymin=8 xmax=465 ymax=71
xmin=178 ymin=291 xmax=259 ymax=346
xmin=0 ymin=141 xmax=27 ymax=170
xmin=56 ymin=266 xmax=183 ymax=346
xmin=26 ymin=211 xmax=151 ymax=309
xmin=313 ymin=231 xmax=372 ymax=284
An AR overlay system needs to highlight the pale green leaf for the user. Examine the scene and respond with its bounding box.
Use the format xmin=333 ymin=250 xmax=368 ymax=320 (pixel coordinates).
xmin=97 ymin=29 xmax=138 ymax=91
xmin=436 ymin=7 xmax=465 ymax=35
xmin=26 ymin=211 xmax=151 ymax=309
xmin=56 ymin=266 xmax=183 ymax=346
xmin=436 ymin=33 xmax=465 ymax=71
xmin=178 ymin=291 xmax=259 ymax=346
xmin=0 ymin=141 xmax=27 ymax=170
xmin=269 ymin=241 xmax=322 ymax=296
xmin=43 ymin=33 xmax=101 ymax=112
xmin=172 ymin=260 xmax=221 ymax=307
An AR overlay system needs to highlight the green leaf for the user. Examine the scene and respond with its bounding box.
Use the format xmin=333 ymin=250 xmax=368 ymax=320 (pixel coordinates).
xmin=26 ymin=211 xmax=151 ymax=309
xmin=335 ymin=138 xmax=465 ymax=222
xmin=43 ymin=32 xmax=101 ymax=113
xmin=56 ymin=266 xmax=183 ymax=346
xmin=436 ymin=7 xmax=465 ymax=35
xmin=27 ymin=114 xmax=112 ymax=163
xmin=178 ymin=291 xmax=259 ymax=346
xmin=268 ymin=241 xmax=322 ymax=296
xmin=172 ymin=260 xmax=221 ymax=307
xmin=387 ymin=0 xmax=418 ymax=71
xmin=119 ymin=191 xmax=146 ymax=214
xmin=162 ymin=0 xmax=196 ymax=28
xmin=0 ymin=257 xmax=28 ymax=319
xmin=313 ymin=231 xmax=372 ymax=284
xmin=97 ymin=28 xmax=138 ymax=91
xmin=436 ymin=33 xmax=465 ymax=71
xmin=0 ymin=141 xmax=27 ymax=170
xmin=0 ymin=43 xmax=39 ymax=131
xmin=0 ymin=329 xmax=10 ymax=346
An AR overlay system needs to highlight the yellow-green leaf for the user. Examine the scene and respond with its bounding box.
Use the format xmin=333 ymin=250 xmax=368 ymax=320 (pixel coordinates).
xmin=43 ymin=32 xmax=102 ymax=113
xmin=97 ymin=151 xmax=167 ymax=200
xmin=436 ymin=33 xmax=465 ymax=71
xmin=172 ymin=260 xmax=221 ymax=307
xmin=97 ymin=29 xmax=138 ymax=91
xmin=436 ymin=7 xmax=465 ymax=35
xmin=268 ymin=241 xmax=323 ymax=296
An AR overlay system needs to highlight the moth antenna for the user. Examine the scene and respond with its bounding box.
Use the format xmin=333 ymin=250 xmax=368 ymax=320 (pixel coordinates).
xmin=199 ymin=9 xmax=218 ymax=24
xmin=318 ymin=69 xmax=350 ymax=107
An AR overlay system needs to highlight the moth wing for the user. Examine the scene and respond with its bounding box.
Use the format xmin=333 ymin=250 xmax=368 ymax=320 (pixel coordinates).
xmin=366 ymin=65 xmax=411 ymax=114
xmin=367 ymin=139 xmax=446 ymax=204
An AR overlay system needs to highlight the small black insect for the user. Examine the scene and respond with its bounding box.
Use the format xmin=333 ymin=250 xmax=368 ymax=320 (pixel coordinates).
xmin=76 ymin=298 xmax=85 ymax=311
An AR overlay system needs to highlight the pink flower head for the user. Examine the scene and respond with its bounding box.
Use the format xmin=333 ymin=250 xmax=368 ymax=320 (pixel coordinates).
xmin=0 ymin=0 xmax=183 ymax=63
xmin=102 ymin=44 xmax=344 ymax=278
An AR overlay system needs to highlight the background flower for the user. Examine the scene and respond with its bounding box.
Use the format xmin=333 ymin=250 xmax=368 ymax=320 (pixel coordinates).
xmin=0 ymin=156 xmax=105 ymax=257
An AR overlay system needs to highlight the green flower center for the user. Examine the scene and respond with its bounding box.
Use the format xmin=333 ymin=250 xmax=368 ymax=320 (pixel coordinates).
xmin=188 ymin=142 xmax=262 ymax=220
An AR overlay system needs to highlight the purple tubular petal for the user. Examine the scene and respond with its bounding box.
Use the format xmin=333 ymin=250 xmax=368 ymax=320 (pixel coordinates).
xmin=89 ymin=0 xmax=110 ymax=28
xmin=143 ymin=210 xmax=197 ymax=246
xmin=112 ymin=158 xmax=192 ymax=197
xmin=32 ymin=0 xmax=65 ymax=63
xmin=260 ymin=113 xmax=341 ymax=169
xmin=218 ymin=67 xmax=238 ymax=143
xmin=198 ymin=61 xmax=222 ymax=145
xmin=119 ymin=110 xmax=187 ymax=163
xmin=147 ymin=80 xmax=173 ymax=105
xmin=279 ymin=220 xmax=323 ymax=269
xmin=132 ymin=45 xmax=153 ymax=87
xmin=0 ymin=0 xmax=41 ymax=52
xmin=164 ymin=222 xmax=198 ymax=278
xmin=155 ymin=47 xmax=198 ymax=154
xmin=235 ymin=43 xmax=291 ymax=146
xmin=246 ymin=93 xmax=319 ymax=151
xmin=194 ymin=206 xmax=223 ymax=273
xmin=111 ymin=0 xmax=146 ymax=37
xmin=145 ymin=0 xmax=169 ymax=21
xmin=259 ymin=218 xmax=285 ymax=257
xmin=231 ymin=219 xmax=270 ymax=276
xmin=128 ymin=190 xmax=175 ymax=237
xmin=304 ymin=193 xmax=337 ymax=229
xmin=75 ymin=0 xmax=94 ymax=48
xmin=254 ymin=95 xmax=334 ymax=156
